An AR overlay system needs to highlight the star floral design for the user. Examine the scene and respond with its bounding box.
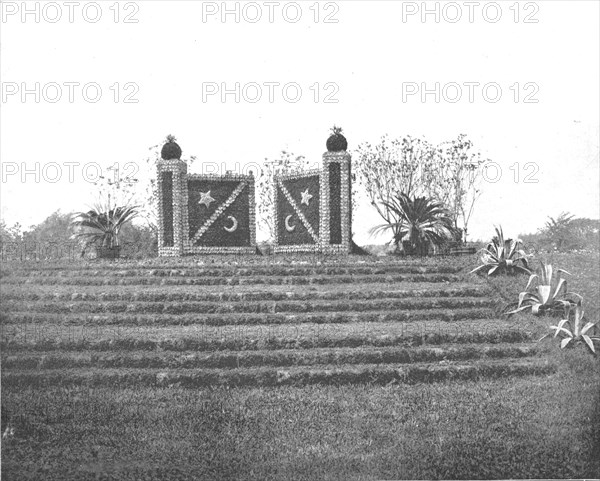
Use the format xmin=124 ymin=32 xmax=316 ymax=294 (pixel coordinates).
xmin=198 ymin=191 xmax=215 ymax=208
xmin=300 ymin=188 xmax=313 ymax=206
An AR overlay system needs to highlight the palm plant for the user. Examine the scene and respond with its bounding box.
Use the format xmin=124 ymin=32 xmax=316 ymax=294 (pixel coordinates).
xmin=507 ymin=261 xmax=581 ymax=316
xmin=470 ymin=226 xmax=530 ymax=276
xmin=540 ymin=300 xmax=599 ymax=354
xmin=71 ymin=198 xmax=139 ymax=258
xmin=370 ymin=193 xmax=456 ymax=256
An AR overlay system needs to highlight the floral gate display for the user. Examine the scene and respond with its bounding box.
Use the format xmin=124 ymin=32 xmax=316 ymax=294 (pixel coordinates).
xmin=157 ymin=130 xmax=352 ymax=257
xmin=273 ymin=150 xmax=352 ymax=254
xmin=157 ymin=139 xmax=256 ymax=256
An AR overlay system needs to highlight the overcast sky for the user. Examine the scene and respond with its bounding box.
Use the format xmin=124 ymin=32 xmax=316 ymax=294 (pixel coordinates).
xmin=1 ymin=0 xmax=598 ymax=244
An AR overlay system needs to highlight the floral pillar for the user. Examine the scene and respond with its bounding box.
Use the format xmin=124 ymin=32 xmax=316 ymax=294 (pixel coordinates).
xmin=157 ymin=138 xmax=187 ymax=257
xmin=320 ymin=150 xmax=352 ymax=254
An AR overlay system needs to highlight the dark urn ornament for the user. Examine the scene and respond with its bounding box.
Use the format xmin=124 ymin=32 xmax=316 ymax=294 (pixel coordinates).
xmin=326 ymin=126 xmax=348 ymax=152
xmin=161 ymin=134 xmax=182 ymax=160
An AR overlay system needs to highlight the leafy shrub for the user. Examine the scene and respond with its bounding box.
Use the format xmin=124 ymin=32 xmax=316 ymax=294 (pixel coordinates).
xmin=117 ymin=222 xmax=158 ymax=258
xmin=521 ymin=213 xmax=600 ymax=253
xmin=356 ymin=134 xmax=489 ymax=247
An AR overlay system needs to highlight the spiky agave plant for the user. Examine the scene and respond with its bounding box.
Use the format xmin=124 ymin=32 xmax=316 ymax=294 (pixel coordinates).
xmin=370 ymin=193 xmax=456 ymax=256
xmin=507 ymin=260 xmax=581 ymax=316
xmin=540 ymin=300 xmax=599 ymax=353
xmin=470 ymin=226 xmax=530 ymax=276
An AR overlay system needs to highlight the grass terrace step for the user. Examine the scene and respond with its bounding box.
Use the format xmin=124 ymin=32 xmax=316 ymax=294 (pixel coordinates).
xmin=0 ymin=358 xmax=556 ymax=388
xmin=1 ymin=343 xmax=540 ymax=370
xmin=0 ymin=265 xmax=464 ymax=278
xmin=1 ymin=306 xmax=495 ymax=327
xmin=1 ymin=319 xmax=537 ymax=352
xmin=0 ymin=273 xmax=463 ymax=286
xmin=2 ymin=297 xmax=496 ymax=316
xmin=0 ymin=256 xmax=471 ymax=270
xmin=1 ymin=285 xmax=491 ymax=302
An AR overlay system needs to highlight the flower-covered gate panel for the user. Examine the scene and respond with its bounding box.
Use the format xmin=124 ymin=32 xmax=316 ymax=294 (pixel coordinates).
xmin=157 ymin=157 xmax=256 ymax=256
xmin=275 ymin=172 xmax=321 ymax=248
xmin=273 ymin=151 xmax=352 ymax=254
xmin=186 ymin=177 xmax=252 ymax=248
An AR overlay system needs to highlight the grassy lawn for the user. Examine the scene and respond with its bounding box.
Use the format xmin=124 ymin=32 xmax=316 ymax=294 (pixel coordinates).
xmin=2 ymin=319 xmax=532 ymax=351
xmin=1 ymin=251 xmax=599 ymax=479
xmin=1 ymin=348 xmax=598 ymax=480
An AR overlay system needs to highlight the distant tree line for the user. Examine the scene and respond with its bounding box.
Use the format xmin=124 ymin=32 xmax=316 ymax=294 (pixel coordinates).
xmin=520 ymin=213 xmax=599 ymax=253
xmin=0 ymin=212 xmax=157 ymax=261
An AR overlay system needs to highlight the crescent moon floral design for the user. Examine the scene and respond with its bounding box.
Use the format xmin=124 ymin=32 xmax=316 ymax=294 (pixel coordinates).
xmin=224 ymin=216 xmax=238 ymax=233
xmin=285 ymin=215 xmax=296 ymax=232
